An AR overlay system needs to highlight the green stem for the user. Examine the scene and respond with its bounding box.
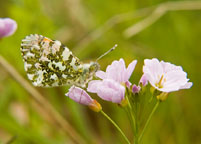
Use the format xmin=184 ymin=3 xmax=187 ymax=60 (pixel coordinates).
xmin=124 ymin=107 xmax=135 ymax=133
xmin=126 ymin=90 xmax=138 ymax=144
xmin=133 ymin=96 xmax=139 ymax=144
xmin=138 ymin=100 xmax=160 ymax=143
xmin=101 ymin=111 xmax=131 ymax=144
xmin=126 ymin=96 xmax=136 ymax=133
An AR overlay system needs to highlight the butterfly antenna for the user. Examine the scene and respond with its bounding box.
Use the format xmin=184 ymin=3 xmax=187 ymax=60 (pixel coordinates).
xmin=96 ymin=44 xmax=117 ymax=62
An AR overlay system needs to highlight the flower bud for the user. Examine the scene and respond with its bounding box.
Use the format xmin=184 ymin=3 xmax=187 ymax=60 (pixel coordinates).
xmin=125 ymin=81 xmax=131 ymax=88
xmin=150 ymin=86 xmax=156 ymax=95
xmin=132 ymin=84 xmax=141 ymax=94
xmin=156 ymin=92 xmax=168 ymax=101
xmin=0 ymin=18 xmax=17 ymax=38
xmin=88 ymin=100 xmax=102 ymax=112
xmin=66 ymin=86 xmax=94 ymax=105
xmin=66 ymin=86 xmax=102 ymax=112
xmin=119 ymin=98 xmax=128 ymax=107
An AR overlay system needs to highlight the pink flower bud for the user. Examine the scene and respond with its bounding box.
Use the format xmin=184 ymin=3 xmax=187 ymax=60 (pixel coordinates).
xmin=125 ymin=81 xmax=132 ymax=88
xmin=132 ymin=84 xmax=141 ymax=94
xmin=66 ymin=86 xmax=102 ymax=112
xmin=66 ymin=86 xmax=94 ymax=105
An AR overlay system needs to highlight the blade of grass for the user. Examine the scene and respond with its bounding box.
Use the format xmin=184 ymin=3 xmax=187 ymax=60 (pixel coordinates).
xmin=124 ymin=1 xmax=201 ymax=38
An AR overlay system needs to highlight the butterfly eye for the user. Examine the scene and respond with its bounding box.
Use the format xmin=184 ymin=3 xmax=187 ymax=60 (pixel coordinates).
xmin=89 ymin=62 xmax=100 ymax=72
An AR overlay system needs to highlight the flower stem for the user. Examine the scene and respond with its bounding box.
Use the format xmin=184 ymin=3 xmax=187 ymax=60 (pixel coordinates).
xmin=101 ymin=110 xmax=131 ymax=144
xmin=126 ymin=96 xmax=136 ymax=133
xmin=134 ymin=104 xmax=139 ymax=144
xmin=124 ymin=107 xmax=135 ymax=133
xmin=126 ymin=90 xmax=138 ymax=143
xmin=138 ymin=100 xmax=160 ymax=143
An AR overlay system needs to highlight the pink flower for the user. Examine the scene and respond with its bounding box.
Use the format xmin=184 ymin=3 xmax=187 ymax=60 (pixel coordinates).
xmin=66 ymin=86 xmax=102 ymax=112
xmin=143 ymin=58 xmax=192 ymax=92
xmin=0 ymin=18 xmax=17 ymax=38
xmin=87 ymin=58 xmax=137 ymax=103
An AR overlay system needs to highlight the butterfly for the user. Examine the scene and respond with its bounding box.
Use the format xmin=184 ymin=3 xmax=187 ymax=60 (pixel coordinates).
xmin=20 ymin=34 xmax=100 ymax=88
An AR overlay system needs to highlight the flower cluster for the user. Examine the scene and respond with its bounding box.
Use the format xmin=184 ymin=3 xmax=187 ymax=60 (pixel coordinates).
xmin=65 ymin=58 xmax=192 ymax=110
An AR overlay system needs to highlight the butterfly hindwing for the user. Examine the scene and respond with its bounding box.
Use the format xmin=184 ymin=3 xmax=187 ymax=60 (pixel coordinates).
xmin=21 ymin=34 xmax=99 ymax=87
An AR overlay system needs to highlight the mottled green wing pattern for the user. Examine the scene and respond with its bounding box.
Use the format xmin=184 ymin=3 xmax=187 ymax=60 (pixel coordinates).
xmin=20 ymin=34 xmax=99 ymax=87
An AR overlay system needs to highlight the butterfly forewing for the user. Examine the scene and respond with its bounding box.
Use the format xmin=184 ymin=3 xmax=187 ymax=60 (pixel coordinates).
xmin=20 ymin=34 xmax=98 ymax=87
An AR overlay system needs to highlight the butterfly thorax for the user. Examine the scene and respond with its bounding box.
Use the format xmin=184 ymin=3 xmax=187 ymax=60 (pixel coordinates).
xmin=21 ymin=34 xmax=99 ymax=88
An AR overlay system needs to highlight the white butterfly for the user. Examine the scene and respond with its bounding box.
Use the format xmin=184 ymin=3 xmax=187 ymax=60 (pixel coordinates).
xmin=21 ymin=34 xmax=100 ymax=87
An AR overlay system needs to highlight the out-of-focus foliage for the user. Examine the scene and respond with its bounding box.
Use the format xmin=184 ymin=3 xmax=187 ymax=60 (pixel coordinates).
xmin=0 ymin=0 xmax=201 ymax=143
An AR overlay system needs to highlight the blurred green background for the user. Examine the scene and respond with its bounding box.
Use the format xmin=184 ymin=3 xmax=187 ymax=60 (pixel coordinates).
xmin=0 ymin=0 xmax=201 ymax=143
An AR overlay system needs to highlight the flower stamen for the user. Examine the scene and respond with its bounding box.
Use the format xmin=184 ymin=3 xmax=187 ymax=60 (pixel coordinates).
xmin=156 ymin=75 xmax=165 ymax=88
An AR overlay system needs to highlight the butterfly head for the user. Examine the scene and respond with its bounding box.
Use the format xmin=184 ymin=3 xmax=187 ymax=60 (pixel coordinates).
xmin=78 ymin=62 xmax=99 ymax=87
xmin=82 ymin=62 xmax=100 ymax=78
xmin=89 ymin=62 xmax=100 ymax=73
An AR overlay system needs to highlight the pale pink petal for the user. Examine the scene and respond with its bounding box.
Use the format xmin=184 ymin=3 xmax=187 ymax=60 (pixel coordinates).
xmin=125 ymin=81 xmax=132 ymax=88
xmin=163 ymin=71 xmax=187 ymax=86
xmin=105 ymin=58 xmax=126 ymax=82
xmin=0 ymin=18 xmax=17 ymax=38
xmin=95 ymin=71 xmax=106 ymax=79
xmin=119 ymin=58 xmax=126 ymax=70
xmin=161 ymin=61 xmax=182 ymax=73
xmin=99 ymin=58 xmax=137 ymax=83
xmin=87 ymin=80 xmax=102 ymax=93
xmin=89 ymin=79 xmax=125 ymax=103
xmin=139 ymin=74 xmax=148 ymax=86
xmin=125 ymin=60 xmax=137 ymax=81
xmin=119 ymin=58 xmax=127 ymax=82
xmin=154 ymin=71 xmax=187 ymax=92
xmin=180 ymin=82 xmax=193 ymax=89
xmin=143 ymin=58 xmax=163 ymax=85
xmin=66 ymin=86 xmax=93 ymax=105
